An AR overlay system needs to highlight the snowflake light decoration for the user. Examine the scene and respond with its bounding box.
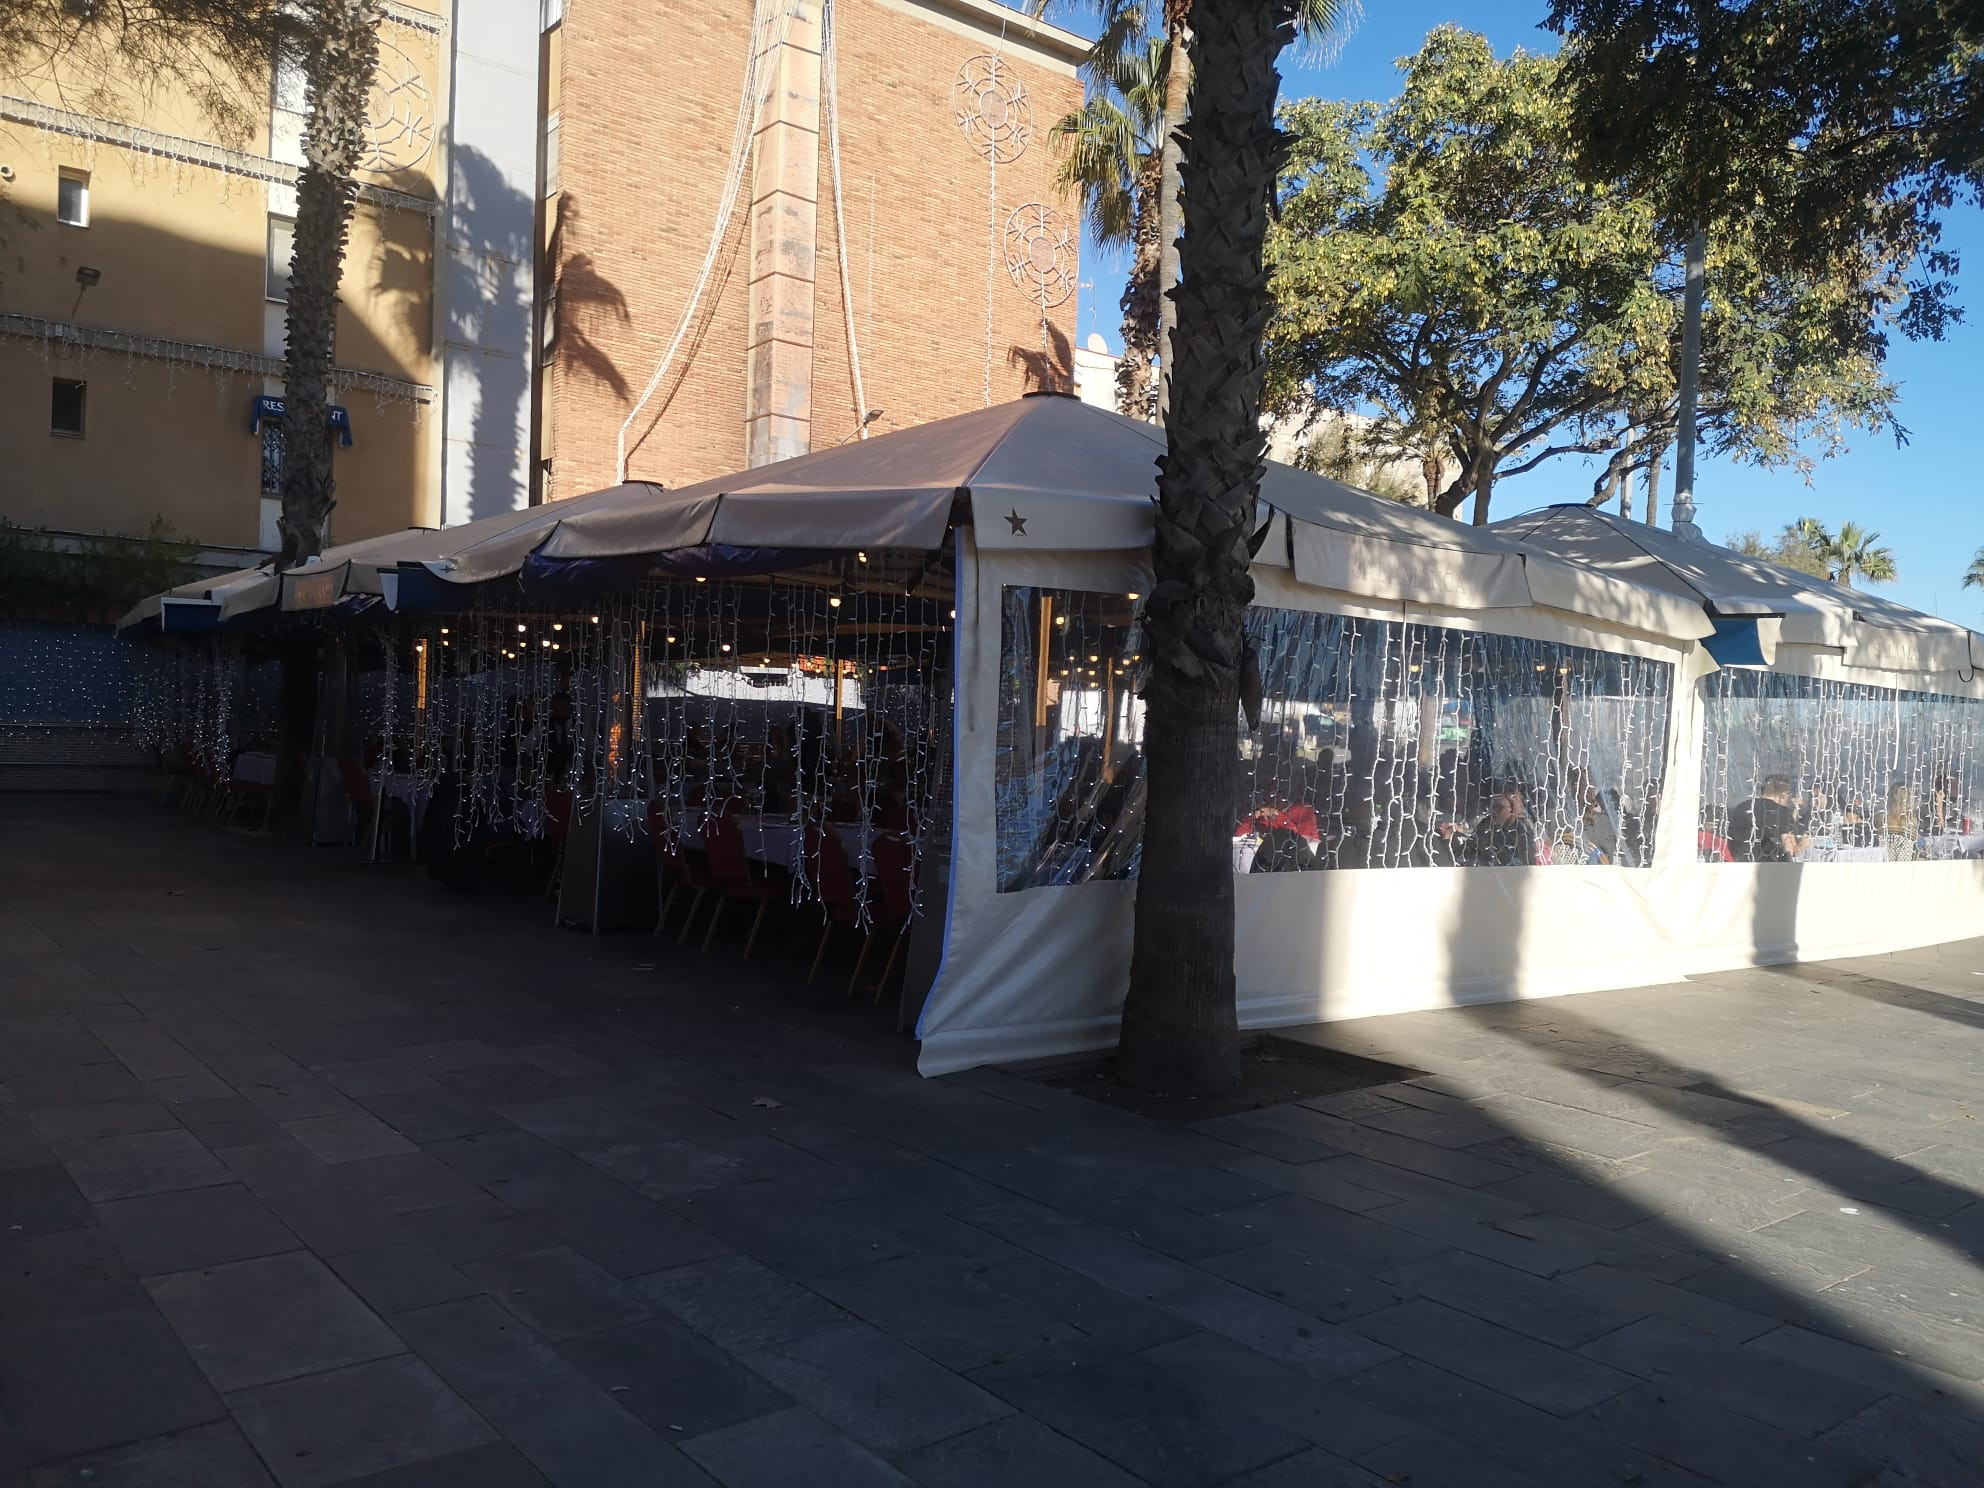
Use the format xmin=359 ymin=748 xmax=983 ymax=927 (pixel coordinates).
xmin=1003 ymin=203 xmax=1076 ymax=309
xmin=954 ymin=54 xmax=1032 ymax=163
xmin=363 ymin=38 xmax=435 ymax=172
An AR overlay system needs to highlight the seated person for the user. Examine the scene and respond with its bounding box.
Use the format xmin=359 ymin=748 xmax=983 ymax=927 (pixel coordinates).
xmin=1252 ymin=825 xmax=1320 ymax=872
xmin=1464 ymin=785 xmax=1536 ymax=866
xmin=1726 ymin=774 xmax=1807 ymax=862
xmin=1236 ymin=796 xmax=1322 ymax=844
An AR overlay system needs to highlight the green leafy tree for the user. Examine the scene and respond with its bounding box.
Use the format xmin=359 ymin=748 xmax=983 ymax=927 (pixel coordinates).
xmin=1964 ymin=546 xmax=1984 ymax=593
xmin=1114 ymin=0 xmax=1296 ymax=1096
xmin=1724 ymin=525 xmax=1829 ymax=578
xmin=1265 ymin=27 xmax=1903 ymax=526
xmin=1795 ymin=516 xmax=1899 ymax=588
xmin=1547 ymin=0 xmax=1984 ymax=525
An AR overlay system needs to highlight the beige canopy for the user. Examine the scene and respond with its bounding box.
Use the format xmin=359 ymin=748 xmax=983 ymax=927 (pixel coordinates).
xmin=1491 ymin=506 xmax=1981 ymax=674
xmin=125 ymin=396 xmax=1712 ymax=640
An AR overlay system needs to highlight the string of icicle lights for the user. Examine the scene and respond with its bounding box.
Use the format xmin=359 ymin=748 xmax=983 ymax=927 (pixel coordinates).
xmin=1699 ymin=669 xmax=1984 ymax=862
xmin=994 ymin=589 xmax=1675 ymax=889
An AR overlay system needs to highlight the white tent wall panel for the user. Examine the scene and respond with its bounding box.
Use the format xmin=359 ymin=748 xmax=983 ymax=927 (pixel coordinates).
xmin=916 ymin=543 xmax=1984 ymax=1077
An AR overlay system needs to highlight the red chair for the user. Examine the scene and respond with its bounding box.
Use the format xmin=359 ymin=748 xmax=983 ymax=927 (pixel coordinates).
xmin=702 ymin=813 xmax=781 ymax=958
xmin=542 ymin=787 xmax=575 ymax=907
xmin=648 ymin=801 xmax=714 ymax=945
xmin=806 ymin=826 xmax=863 ymax=985
xmin=855 ymin=833 xmax=918 ymax=1003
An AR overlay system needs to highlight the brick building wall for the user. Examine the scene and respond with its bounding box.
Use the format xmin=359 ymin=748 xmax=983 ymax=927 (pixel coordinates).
xmin=544 ymin=0 xmax=1083 ymax=502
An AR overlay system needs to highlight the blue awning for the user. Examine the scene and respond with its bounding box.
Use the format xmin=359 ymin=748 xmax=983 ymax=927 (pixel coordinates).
xmin=1703 ymin=617 xmax=1772 ymax=668
xmin=249 ymin=395 xmax=353 ymax=447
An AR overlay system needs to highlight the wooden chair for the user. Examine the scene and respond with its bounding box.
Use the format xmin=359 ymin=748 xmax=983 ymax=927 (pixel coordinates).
xmin=648 ymin=801 xmax=714 ymax=945
xmin=702 ymin=813 xmax=781 ymax=958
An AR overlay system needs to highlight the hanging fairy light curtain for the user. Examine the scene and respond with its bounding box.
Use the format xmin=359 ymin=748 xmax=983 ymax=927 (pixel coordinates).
xmin=405 ymin=562 xmax=947 ymax=927
xmin=1699 ymin=670 xmax=1984 ymax=863
xmin=130 ymin=633 xmax=253 ymax=779
xmin=994 ymin=589 xmax=1674 ymax=889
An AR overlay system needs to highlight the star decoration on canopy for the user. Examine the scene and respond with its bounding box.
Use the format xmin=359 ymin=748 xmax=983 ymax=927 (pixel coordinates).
xmin=1006 ymin=509 xmax=1028 ymax=536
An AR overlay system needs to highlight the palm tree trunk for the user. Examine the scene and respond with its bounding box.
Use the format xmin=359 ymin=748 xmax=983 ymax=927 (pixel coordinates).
xmin=1644 ymin=441 xmax=1664 ymax=527
xmin=1116 ymin=0 xmax=1296 ymax=1096
xmin=1116 ymin=156 xmax=1163 ymax=420
xmin=1153 ymin=14 xmax=1190 ymax=427
xmin=277 ymin=0 xmax=382 ymax=568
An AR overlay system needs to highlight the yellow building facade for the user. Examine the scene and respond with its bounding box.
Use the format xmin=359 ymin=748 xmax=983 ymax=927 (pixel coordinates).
xmin=0 ymin=2 xmax=464 ymax=560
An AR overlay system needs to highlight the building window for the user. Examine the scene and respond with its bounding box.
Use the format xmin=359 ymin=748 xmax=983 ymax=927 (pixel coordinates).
xmin=542 ymin=111 xmax=561 ymax=198
xmin=537 ymin=283 xmax=558 ymax=365
xmin=272 ymin=41 xmax=307 ymax=115
xmin=267 ymin=215 xmax=294 ymax=301
xmin=260 ymin=422 xmax=286 ymax=497
xmin=50 ymin=378 xmax=86 ymax=436
xmin=57 ymin=169 xmax=89 ymax=227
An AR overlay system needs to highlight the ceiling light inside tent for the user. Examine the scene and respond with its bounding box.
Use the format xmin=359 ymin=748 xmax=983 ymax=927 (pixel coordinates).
xmin=695 ymin=576 xmax=707 ymax=584
xmin=1055 ymin=616 xmax=1067 ymax=627
xmin=516 ymin=623 xmax=526 ymax=633
xmin=440 ymin=627 xmax=450 ymax=635
xmin=552 ymin=622 xmax=563 ymax=631
xmin=829 ymin=595 xmax=842 ymax=608
xmin=857 ymin=551 xmax=868 ymax=564
xmin=590 ymin=615 xmax=601 ymax=624
xmin=720 ymin=643 xmax=732 ymax=653
xmin=1088 ymin=654 xmax=1098 ymax=663
xmin=540 ymin=639 xmax=551 ymax=649
xmin=666 ymin=634 xmax=677 ymax=644
xmin=1127 ymin=592 xmax=1140 ymax=600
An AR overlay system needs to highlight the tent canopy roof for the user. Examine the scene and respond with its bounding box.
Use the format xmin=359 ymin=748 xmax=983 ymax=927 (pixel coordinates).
xmin=1491 ymin=505 xmax=1982 ymax=675
xmin=125 ymin=397 xmax=1710 ymax=644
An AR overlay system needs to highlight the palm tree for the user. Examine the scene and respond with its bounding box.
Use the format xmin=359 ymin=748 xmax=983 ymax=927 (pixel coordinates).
xmin=1796 ymin=516 xmax=1899 ymax=588
xmin=1053 ymin=32 xmax=1169 ymax=418
xmin=277 ymin=0 xmax=382 ymax=567
xmin=1963 ymin=546 xmax=1984 ymax=593
xmin=1114 ymin=0 xmax=1299 ymax=1094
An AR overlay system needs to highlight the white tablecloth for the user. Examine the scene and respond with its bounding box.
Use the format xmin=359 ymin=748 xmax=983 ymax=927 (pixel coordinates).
xmin=380 ymin=773 xmax=432 ymax=828
xmin=1919 ymin=833 xmax=1984 ymax=861
xmin=1798 ymin=844 xmax=1888 ymax=864
xmin=232 ymin=752 xmax=276 ymax=786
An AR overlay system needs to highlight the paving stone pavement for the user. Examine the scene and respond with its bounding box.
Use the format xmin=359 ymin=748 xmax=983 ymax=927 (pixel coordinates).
xmin=3 ymin=796 xmax=1982 ymax=1487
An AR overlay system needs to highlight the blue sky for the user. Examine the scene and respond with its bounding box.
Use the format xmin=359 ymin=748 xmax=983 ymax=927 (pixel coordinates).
xmin=1050 ymin=0 xmax=1984 ymax=623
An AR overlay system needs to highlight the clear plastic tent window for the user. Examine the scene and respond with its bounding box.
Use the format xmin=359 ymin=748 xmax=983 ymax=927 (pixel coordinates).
xmin=1699 ymin=670 xmax=1984 ymax=864
xmin=995 ymin=588 xmax=1674 ymax=890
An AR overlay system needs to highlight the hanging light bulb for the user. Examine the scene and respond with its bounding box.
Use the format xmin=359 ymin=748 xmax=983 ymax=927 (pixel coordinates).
xmin=694 ymin=576 xmax=707 ymax=584
xmin=666 ymin=634 xmax=677 ymax=644
xmin=516 ymin=623 xmax=526 ymax=634
xmin=552 ymin=622 xmax=564 ymax=632
xmin=857 ymin=551 xmax=869 ymax=564
xmin=590 ymin=615 xmax=601 ymax=624
xmin=829 ymin=595 xmax=842 ymax=609
xmin=720 ymin=643 xmax=732 ymax=653
xmin=1127 ymin=591 xmax=1140 ymax=601
xmin=1087 ymin=654 xmax=1098 ymax=663
xmin=540 ymin=639 xmax=551 ymax=649
xmin=439 ymin=627 xmax=450 ymax=636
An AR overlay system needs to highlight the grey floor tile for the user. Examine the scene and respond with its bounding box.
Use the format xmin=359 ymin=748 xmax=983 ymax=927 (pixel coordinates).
xmin=25 ymin=1421 xmax=273 ymax=1488
xmin=145 ymin=1250 xmax=404 ymax=1391
xmin=637 ymin=1253 xmax=853 ymax=1354
xmin=1554 ymin=1262 xmax=1777 ymax=1343
xmin=0 ymin=1225 xmax=148 ymax=1330
xmin=557 ymin=1316 xmax=791 ymax=1439
xmin=6 ymin=1063 xmax=146 ymax=1111
xmin=356 ymin=1088 xmax=513 ymax=1143
xmin=810 ymin=1255 xmax=1078 ymax=1371
xmin=680 ymin=1406 xmax=909 ymax=1487
xmin=0 ymin=1162 xmax=94 ymax=1236
xmin=973 ymin=1252 xmax=1198 ymax=1351
xmin=1351 ymin=1298 xmax=1636 ymax=1416
xmin=94 ymin=1184 xmax=300 ymax=1277
xmin=281 ymin=1112 xmax=418 ymax=1164
xmin=744 ymin=1320 xmax=1011 ymax=1455
xmin=967 ymin=1337 xmax=1305 ymax=1488
xmin=328 ymin=1242 xmax=482 ymax=1315
xmin=1584 ymin=1382 xmax=1877 ymax=1488
xmin=896 ymin=1414 xmax=1146 ymax=1488
xmin=51 ymin=1129 xmax=230 ymax=1203
xmin=392 ymin=1296 xmax=572 ymax=1405
xmin=1580 ymin=1316 xmax=1886 ymax=1435
xmin=479 ymin=1371 xmax=717 ymax=1488
xmin=1383 ymin=1248 xmax=1646 ymax=1348
xmin=225 ymin=1354 xmax=497 ymax=1488
xmin=1141 ymin=1332 xmax=1415 ymax=1458
xmin=667 ymin=1182 xmax=910 ymax=1279
xmin=334 ymin=1442 xmax=547 ymax=1487
xmin=1821 ymin=1391 xmax=1984 ymax=1488
xmin=27 ymin=1097 xmax=180 ymax=1144
xmin=1218 ymin=1450 xmax=1392 ymax=1488
xmin=464 ymin=1245 xmax=652 ymax=1339
xmin=0 ymin=1305 xmax=224 ymax=1463
xmin=1200 ymin=1242 xmax=1401 ymax=1324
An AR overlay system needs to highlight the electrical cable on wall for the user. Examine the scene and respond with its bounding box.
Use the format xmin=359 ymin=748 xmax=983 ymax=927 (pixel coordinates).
xmin=821 ymin=0 xmax=870 ymax=438
xmin=616 ymin=0 xmax=800 ymax=483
